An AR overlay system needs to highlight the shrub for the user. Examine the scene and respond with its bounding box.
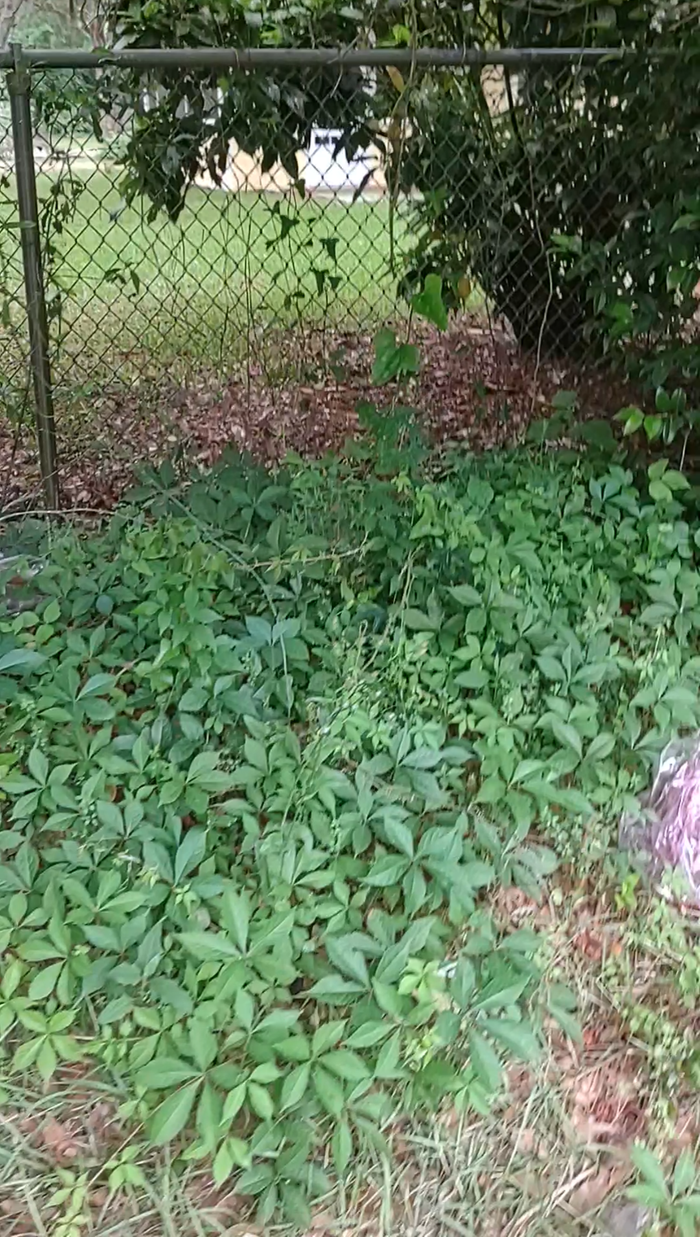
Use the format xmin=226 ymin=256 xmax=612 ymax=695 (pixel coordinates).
xmin=101 ymin=0 xmax=700 ymax=372
xmin=2 ymin=440 xmax=700 ymax=1219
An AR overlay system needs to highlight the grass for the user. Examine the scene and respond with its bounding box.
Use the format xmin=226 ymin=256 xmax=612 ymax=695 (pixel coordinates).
xmin=0 ymin=166 xmax=409 ymax=406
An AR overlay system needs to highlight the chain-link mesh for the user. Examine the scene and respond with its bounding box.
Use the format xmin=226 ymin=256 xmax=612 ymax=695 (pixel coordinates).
xmin=40 ymin=72 xmax=408 ymax=385
xmin=1 ymin=51 xmax=699 ymax=510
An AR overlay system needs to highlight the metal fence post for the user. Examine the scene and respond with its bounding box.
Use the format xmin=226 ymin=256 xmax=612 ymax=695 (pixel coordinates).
xmin=7 ymin=44 xmax=59 ymax=511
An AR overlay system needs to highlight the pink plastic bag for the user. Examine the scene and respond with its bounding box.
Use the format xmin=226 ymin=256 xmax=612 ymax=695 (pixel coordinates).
xmin=619 ymin=737 xmax=700 ymax=904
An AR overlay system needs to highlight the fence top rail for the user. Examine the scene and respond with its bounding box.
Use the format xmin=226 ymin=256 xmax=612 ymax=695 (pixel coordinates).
xmin=0 ymin=44 xmax=633 ymax=71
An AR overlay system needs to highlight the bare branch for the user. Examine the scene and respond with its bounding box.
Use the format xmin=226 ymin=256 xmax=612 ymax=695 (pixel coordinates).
xmin=0 ymin=0 xmax=29 ymax=47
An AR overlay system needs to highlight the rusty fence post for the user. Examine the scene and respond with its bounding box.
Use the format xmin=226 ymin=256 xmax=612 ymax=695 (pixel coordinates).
xmin=7 ymin=43 xmax=59 ymax=510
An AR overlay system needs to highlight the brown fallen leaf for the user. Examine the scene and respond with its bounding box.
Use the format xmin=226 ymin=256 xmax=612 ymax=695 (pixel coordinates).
xmin=308 ymin=1208 xmax=336 ymax=1231
xmin=40 ymin=1116 xmax=84 ymax=1162
xmin=0 ymin=1197 xmax=25 ymax=1216
xmin=573 ymin=926 xmax=606 ymax=962
xmin=505 ymin=1064 xmax=535 ymax=1104
xmin=568 ymin=1161 xmax=628 ymax=1217
xmin=567 ymin=1168 xmax=615 ymax=1215
xmin=514 ymin=1127 xmax=550 ymax=1157
xmin=85 ymin=1101 xmax=117 ymax=1149
xmin=89 ymin=1187 xmax=111 ymax=1210
xmin=1 ymin=320 xmax=641 ymax=515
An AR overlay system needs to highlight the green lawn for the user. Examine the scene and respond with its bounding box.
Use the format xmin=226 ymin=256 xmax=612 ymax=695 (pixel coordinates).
xmin=0 ymin=166 xmax=407 ymax=404
xmin=40 ymin=169 xmax=407 ymax=388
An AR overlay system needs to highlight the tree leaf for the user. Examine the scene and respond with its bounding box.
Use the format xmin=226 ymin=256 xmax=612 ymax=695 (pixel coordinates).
xmin=221 ymin=886 xmax=250 ymax=953
xmin=196 ymin=1081 xmax=223 ymax=1151
xmin=673 ymin=1149 xmax=697 ymax=1197
xmin=468 ymin=1031 xmax=502 ymax=1093
xmin=0 ymin=648 xmax=45 ymax=673
xmin=383 ymin=815 xmax=414 ymax=858
xmin=322 ymin=1049 xmax=371 ymax=1082
xmin=247 ymin=1081 xmax=274 ymax=1122
xmin=179 ymin=685 xmax=209 ymax=712
xmin=449 ymin=584 xmax=482 ymax=607
xmin=312 ymin=1065 xmax=345 ymax=1116
xmin=27 ymin=748 xmax=49 ymax=786
xmin=482 ymin=1017 xmax=541 ymax=1063
xmin=550 ymin=716 xmax=583 ymax=759
xmin=280 ymin=1062 xmax=310 ymax=1111
xmin=332 ymin=1118 xmax=353 ymax=1176
xmin=365 ymin=854 xmax=411 ymax=885
xmin=222 ymin=1083 xmax=248 ymax=1123
xmin=177 ymin=930 xmax=241 ymax=960
xmin=412 ymin=273 xmax=448 ymax=331
xmin=325 ymin=937 xmax=369 ymax=986
xmin=189 ymin=1020 xmax=218 ymax=1073
xmin=213 ymin=1139 xmax=235 ymax=1185
xmin=78 ymin=673 xmax=116 ymax=699
xmin=371 ymin=328 xmax=420 ymax=385
xmin=345 ymin=1021 xmax=392 ymax=1048
xmin=630 ymin=1143 xmax=669 ymax=1199
xmin=474 ymin=976 xmax=529 ymax=1013
xmin=149 ymin=1080 xmax=200 ymax=1144
xmin=174 ymin=828 xmax=206 ymax=884
xmin=136 ymin=1057 xmax=201 ymax=1090
xmin=27 ymin=961 xmax=63 ymax=1002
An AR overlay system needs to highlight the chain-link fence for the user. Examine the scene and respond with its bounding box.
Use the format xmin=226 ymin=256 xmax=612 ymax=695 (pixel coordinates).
xmin=0 ymin=45 xmax=699 ymax=511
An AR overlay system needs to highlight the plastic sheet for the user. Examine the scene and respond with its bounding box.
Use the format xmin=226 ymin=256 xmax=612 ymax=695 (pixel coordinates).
xmin=619 ymin=737 xmax=700 ymax=904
